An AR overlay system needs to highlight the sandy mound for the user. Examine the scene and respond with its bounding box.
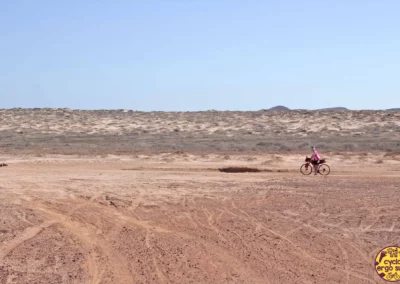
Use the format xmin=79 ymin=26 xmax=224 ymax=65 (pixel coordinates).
xmin=0 ymin=109 xmax=399 ymax=155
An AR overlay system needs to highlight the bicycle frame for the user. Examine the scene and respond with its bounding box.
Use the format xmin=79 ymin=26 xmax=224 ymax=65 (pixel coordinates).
xmin=304 ymin=162 xmax=319 ymax=171
xmin=304 ymin=158 xmax=323 ymax=171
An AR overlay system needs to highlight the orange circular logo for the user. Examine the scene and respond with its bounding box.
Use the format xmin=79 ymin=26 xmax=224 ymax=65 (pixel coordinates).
xmin=375 ymin=246 xmax=400 ymax=282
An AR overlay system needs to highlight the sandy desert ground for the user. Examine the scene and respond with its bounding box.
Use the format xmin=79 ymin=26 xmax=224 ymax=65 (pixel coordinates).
xmin=0 ymin=109 xmax=400 ymax=283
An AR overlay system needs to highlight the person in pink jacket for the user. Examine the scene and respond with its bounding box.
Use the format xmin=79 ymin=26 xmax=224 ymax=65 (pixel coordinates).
xmin=311 ymin=146 xmax=321 ymax=175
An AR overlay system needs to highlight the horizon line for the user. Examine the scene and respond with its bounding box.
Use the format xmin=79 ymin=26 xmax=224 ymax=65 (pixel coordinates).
xmin=1 ymin=106 xmax=399 ymax=112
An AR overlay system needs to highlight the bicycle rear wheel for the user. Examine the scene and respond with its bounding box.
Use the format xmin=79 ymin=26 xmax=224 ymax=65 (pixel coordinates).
xmin=318 ymin=164 xmax=330 ymax=175
xmin=300 ymin=164 xmax=312 ymax=175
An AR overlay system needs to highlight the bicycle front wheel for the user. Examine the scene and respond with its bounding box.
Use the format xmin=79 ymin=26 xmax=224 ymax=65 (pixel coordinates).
xmin=300 ymin=164 xmax=312 ymax=175
xmin=318 ymin=164 xmax=330 ymax=175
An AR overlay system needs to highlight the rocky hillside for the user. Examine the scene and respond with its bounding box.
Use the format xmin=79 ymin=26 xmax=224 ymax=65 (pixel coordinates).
xmin=0 ymin=108 xmax=399 ymax=154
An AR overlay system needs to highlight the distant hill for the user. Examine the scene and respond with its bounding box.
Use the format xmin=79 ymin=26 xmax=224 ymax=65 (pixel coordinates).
xmin=258 ymin=106 xmax=398 ymax=112
xmin=263 ymin=106 xmax=349 ymax=111
xmin=266 ymin=105 xmax=290 ymax=111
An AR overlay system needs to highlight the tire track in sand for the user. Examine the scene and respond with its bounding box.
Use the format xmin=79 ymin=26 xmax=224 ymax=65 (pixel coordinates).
xmin=0 ymin=221 xmax=55 ymax=260
xmin=145 ymin=230 xmax=169 ymax=283
xmin=24 ymin=200 xmax=134 ymax=284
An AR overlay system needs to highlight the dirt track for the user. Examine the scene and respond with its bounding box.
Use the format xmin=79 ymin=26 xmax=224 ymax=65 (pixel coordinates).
xmin=1 ymin=155 xmax=399 ymax=283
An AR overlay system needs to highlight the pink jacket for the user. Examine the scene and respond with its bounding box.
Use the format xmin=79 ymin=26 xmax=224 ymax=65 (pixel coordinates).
xmin=311 ymin=150 xmax=320 ymax=161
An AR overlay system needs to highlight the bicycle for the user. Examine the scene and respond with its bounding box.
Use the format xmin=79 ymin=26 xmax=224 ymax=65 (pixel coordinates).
xmin=300 ymin=157 xmax=330 ymax=175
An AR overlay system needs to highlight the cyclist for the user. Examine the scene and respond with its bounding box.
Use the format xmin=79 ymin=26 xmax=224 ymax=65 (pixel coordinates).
xmin=310 ymin=146 xmax=321 ymax=175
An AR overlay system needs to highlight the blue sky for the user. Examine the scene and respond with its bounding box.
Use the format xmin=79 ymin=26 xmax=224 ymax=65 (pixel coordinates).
xmin=1 ymin=0 xmax=399 ymax=110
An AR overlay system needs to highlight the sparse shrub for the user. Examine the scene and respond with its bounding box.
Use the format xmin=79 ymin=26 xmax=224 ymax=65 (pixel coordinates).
xmin=343 ymin=143 xmax=356 ymax=151
xmin=256 ymin=142 xmax=271 ymax=147
xmin=219 ymin=167 xmax=261 ymax=173
xmin=213 ymin=130 xmax=227 ymax=135
xmin=279 ymin=145 xmax=291 ymax=151
xmin=245 ymin=156 xmax=257 ymax=161
xmin=384 ymin=151 xmax=400 ymax=157
xmin=297 ymin=142 xmax=309 ymax=149
xmin=315 ymin=143 xmax=327 ymax=150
